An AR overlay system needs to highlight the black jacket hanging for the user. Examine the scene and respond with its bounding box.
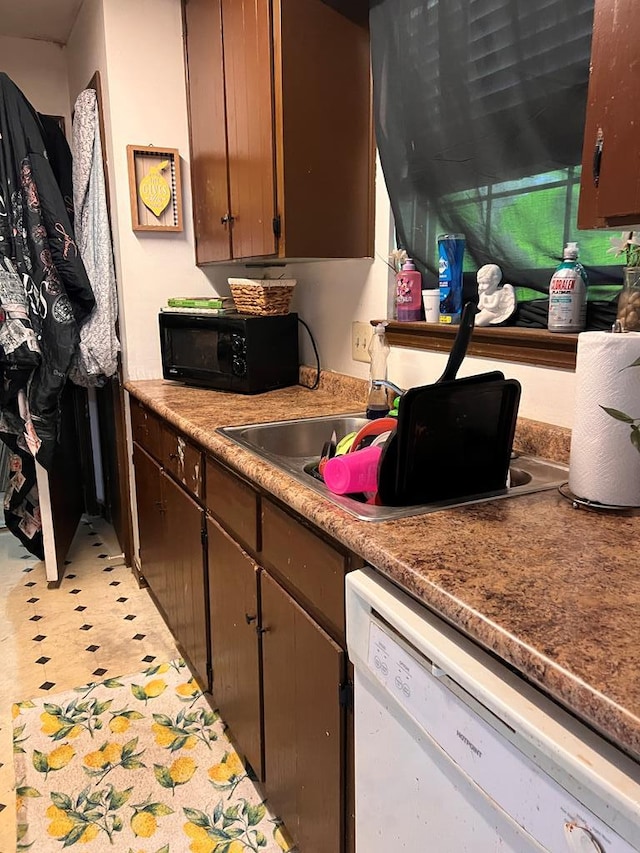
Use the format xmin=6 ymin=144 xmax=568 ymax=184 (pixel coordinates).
xmin=0 ymin=72 xmax=95 ymax=471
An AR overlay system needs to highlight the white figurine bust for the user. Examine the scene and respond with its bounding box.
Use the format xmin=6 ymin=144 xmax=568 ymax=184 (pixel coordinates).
xmin=476 ymin=264 xmax=516 ymax=326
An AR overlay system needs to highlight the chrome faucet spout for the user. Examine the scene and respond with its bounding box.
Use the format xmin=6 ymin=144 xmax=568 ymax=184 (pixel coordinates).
xmin=371 ymin=379 xmax=404 ymax=397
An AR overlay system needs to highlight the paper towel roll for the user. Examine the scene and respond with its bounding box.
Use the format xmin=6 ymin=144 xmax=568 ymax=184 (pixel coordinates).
xmin=569 ymin=331 xmax=640 ymax=506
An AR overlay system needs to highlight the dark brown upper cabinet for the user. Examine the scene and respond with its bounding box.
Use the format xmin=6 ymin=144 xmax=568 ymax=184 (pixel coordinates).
xmin=184 ymin=0 xmax=374 ymax=264
xmin=578 ymin=0 xmax=640 ymax=228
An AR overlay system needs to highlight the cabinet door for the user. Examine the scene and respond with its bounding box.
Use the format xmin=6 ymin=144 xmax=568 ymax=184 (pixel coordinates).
xmin=261 ymin=572 xmax=346 ymax=853
xmin=221 ymin=0 xmax=277 ymax=259
xmin=132 ymin=443 xmax=165 ymax=602
xmin=207 ymin=516 xmax=263 ymax=779
xmin=578 ymin=0 xmax=640 ymax=227
xmin=183 ymin=0 xmax=232 ymax=262
xmin=162 ymin=472 xmax=209 ymax=690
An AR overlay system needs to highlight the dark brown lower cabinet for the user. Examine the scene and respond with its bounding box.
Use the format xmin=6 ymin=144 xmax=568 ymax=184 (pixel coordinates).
xmin=133 ymin=410 xmax=355 ymax=852
xmin=161 ymin=471 xmax=208 ymax=690
xmin=261 ymin=571 xmax=346 ymax=853
xmin=206 ymin=515 xmax=263 ymax=780
xmin=133 ymin=444 xmax=166 ymax=604
xmin=133 ymin=438 xmax=209 ymax=690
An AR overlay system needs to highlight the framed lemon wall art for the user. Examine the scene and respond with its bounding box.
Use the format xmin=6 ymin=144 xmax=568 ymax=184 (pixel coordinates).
xmin=127 ymin=144 xmax=183 ymax=232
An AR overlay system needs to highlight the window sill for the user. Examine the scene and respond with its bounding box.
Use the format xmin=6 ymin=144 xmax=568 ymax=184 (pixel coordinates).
xmin=377 ymin=321 xmax=577 ymax=371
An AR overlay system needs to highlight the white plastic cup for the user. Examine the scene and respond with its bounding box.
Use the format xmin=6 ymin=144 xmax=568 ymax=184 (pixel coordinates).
xmin=422 ymin=289 xmax=440 ymax=323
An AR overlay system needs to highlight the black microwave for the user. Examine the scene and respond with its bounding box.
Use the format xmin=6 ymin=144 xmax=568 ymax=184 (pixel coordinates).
xmin=159 ymin=311 xmax=299 ymax=393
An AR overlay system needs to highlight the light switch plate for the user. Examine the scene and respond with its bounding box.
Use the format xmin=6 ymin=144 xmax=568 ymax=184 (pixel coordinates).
xmin=352 ymin=321 xmax=373 ymax=363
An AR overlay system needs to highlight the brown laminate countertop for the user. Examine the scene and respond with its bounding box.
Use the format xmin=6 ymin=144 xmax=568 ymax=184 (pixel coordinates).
xmin=126 ymin=376 xmax=640 ymax=764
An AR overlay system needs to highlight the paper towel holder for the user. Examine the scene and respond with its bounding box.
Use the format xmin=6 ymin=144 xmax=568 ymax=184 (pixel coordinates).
xmin=558 ymin=483 xmax=639 ymax=514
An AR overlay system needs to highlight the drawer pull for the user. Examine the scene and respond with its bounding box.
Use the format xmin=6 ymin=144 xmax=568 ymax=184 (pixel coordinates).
xmin=257 ymin=626 xmax=270 ymax=636
xmin=245 ymin=613 xmax=257 ymax=625
xmin=168 ymin=452 xmax=178 ymax=461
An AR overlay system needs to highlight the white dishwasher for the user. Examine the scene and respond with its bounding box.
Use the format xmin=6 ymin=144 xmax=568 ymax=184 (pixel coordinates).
xmin=346 ymin=568 xmax=640 ymax=853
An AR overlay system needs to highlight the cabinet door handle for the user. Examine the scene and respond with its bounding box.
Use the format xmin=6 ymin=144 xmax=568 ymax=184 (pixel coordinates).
xmin=220 ymin=213 xmax=236 ymax=226
xmin=168 ymin=452 xmax=178 ymax=460
xmin=245 ymin=613 xmax=257 ymax=624
xmin=592 ymin=128 xmax=604 ymax=187
xmin=155 ymin=500 xmax=166 ymax=514
xmin=257 ymin=626 xmax=269 ymax=636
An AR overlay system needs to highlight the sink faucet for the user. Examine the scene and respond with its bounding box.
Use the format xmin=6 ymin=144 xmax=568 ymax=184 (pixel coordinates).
xmin=371 ymin=379 xmax=404 ymax=398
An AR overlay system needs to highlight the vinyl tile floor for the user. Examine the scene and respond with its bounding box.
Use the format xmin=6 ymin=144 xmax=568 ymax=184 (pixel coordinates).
xmin=0 ymin=517 xmax=179 ymax=853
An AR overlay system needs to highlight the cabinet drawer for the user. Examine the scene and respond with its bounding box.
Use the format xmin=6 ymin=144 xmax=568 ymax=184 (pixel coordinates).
xmin=130 ymin=398 xmax=163 ymax=461
xmin=205 ymin=457 xmax=258 ymax=553
xmin=162 ymin=425 xmax=203 ymax=500
xmin=261 ymin=498 xmax=348 ymax=641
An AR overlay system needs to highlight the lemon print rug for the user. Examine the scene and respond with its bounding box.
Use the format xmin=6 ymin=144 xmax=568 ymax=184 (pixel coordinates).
xmin=12 ymin=659 xmax=295 ymax=853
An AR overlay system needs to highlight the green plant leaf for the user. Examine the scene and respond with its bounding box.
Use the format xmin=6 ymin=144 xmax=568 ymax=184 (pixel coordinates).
xmin=16 ymin=786 xmax=41 ymax=799
xmin=131 ymin=684 xmax=148 ymax=701
xmin=32 ymin=751 xmax=49 ymax=774
xmin=50 ymin=792 xmax=73 ymax=810
xmin=121 ymin=737 xmax=139 ymax=757
xmin=52 ymin=725 xmax=76 ymax=741
xmin=121 ymin=757 xmax=145 ymax=770
xmin=202 ymin=710 xmax=218 ymax=726
xmin=254 ymin=830 xmax=267 ymax=847
xmin=205 ymin=827 xmax=232 ymax=841
xmin=183 ymin=807 xmax=211 ymax=828
xmin=631 ymin=428 xmax=640 ymax=452
xmin=224 ymin=804 xmax=241 ymax=820
xmin=61 ymin=822 xmax=87 ymax=847
xmin=108 ymin=787 xmax=133 ymax=810
xmin=600 ymin=406 xmax=636 ymax=423
xmin=153 ymin=765 xmax=174 ymax=789
xmin=246 ymin=802 xmax=266 ymax=826
xmin=621 ymin=357 xmax=640 ymax=370
xmin=120 ymin=710 xmax=144 ymax=720
xmin=103 ymin=678 xmax=124 ymax=689
xmin=147 ymin=802 xmax=174 ymax=817
xmin=169 ymin=735 xmax=189 ymax=751
xmin=152 ymin=713 xmax=173 ymax=727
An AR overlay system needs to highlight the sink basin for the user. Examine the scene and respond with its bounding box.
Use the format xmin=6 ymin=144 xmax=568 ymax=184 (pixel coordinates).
xmin=218 ymin=414 xmax=569 ymax=522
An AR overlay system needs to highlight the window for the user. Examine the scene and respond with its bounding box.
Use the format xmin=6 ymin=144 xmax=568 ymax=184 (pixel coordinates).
xmin=371 ymin=0 xmax=620 ymax=331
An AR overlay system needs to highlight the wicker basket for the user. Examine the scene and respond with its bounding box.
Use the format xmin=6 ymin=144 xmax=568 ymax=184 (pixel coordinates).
xmin=228 ymin=278 xmax=296 ymax=316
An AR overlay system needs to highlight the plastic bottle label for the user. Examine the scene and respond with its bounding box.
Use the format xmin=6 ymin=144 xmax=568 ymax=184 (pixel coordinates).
xmin=548 ymin=268 xmax=586 ymax=331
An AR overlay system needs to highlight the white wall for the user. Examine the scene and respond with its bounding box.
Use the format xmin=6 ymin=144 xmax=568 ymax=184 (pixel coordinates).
xmin=0 ymin=35 xmax=71 ymax=127
xmin=66 ymin=0 xmax=108 ymax=114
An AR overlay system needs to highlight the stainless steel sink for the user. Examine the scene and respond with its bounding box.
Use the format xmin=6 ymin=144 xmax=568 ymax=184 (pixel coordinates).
xmin=218 ymin=414 xmax=569 ymax=522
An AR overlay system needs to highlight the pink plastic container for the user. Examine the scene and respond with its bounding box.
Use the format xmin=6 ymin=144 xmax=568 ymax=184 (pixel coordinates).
xmin=323 ymin=445 xmax=382 ymax=495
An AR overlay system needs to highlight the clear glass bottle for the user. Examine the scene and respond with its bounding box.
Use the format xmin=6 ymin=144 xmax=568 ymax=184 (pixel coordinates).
xmin=616 ymin=266 xmax=640 ymax=331
xmin=366 ymin=323 xmax=390 ymax=419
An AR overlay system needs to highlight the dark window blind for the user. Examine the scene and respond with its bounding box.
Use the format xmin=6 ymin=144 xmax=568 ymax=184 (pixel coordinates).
xmin=370 ymin=0 xmax=620 ymax=326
